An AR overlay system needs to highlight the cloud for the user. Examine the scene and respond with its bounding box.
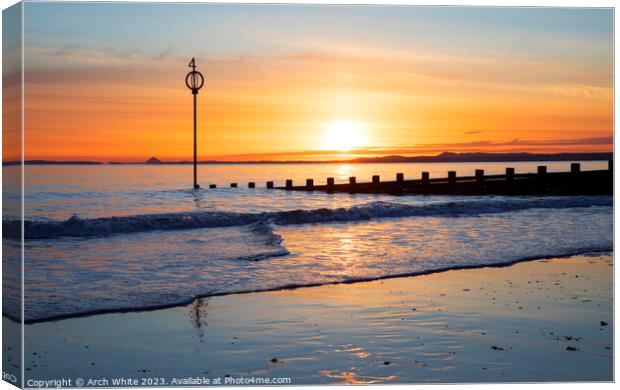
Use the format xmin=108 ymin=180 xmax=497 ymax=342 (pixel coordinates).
xmin=364 ymin=136 xmax=614 ymax=152
xmin=25 ymin=39 xmax=612 ymax=96
xmin=211 ymin=136 xmax=613 ymax=161
xmin=505 ymin=137 xmax=613 ymax=146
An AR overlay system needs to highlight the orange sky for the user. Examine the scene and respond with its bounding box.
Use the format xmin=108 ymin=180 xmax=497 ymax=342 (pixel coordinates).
xmin=10 ymin=4 xmax=614 ymax=162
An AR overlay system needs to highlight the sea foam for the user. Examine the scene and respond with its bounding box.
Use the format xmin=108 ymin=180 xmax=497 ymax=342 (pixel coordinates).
xmin=4 ymin=196 xmax=613 ymax=239
xmin=1 ymin=200 xmax=613 ymax=323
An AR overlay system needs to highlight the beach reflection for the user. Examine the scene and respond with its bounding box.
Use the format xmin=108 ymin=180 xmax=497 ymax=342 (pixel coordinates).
xmin=189 ymin=298 xmax=209 ymax=342
xmin=320 ymin=370 xmax=396 ymax=384
xmin=23 ymin=255 xmax=613 ymax=383
xmin=334 ymin=164 xmax=354 ymax=178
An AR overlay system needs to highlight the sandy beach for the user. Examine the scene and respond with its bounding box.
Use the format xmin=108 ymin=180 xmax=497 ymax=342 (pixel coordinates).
xmin=7 ymin=252 xmax=612 ymax=385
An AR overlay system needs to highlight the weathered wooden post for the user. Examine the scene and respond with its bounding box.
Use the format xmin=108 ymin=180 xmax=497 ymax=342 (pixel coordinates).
xmin=475 ymin=169 xmax=484 ymax=183
xmin=421 ymin=172 xmax=430 ymax=193
xmin=326 ymin=177 xmax=335 ymax=191
xmin=569 ymin=163 xmax=581 ymax=192
xmin=248 ymin=182 xmax=255 ymax=188
xmin=536 ymin=166 xmax=547 ymax=193
xmin=306 ymin=178 xmax=314 ymax=189
xmin=448 ymin=171 xmax=456 ymax=190
xmin=348 ymin=176 xmax=356 ymax=191
xmin=372 ymin=175 xmax=381 ymax=192
xmin=506 ymin=167 xmax=515 ymax=181
xmin=230 ymin=182 xmax=237 ymax=188
xmin=266 ymin=181 xmax=274 ymax=189
xmin=209 ymin=184 xmax=216 ymax=189
xmin=396 ymin=173 xmax=404 ymax=184
xmin=505 ymin=167 xmax=514 ymax=193
xmin=537 ymin=165 xmax=547 ymax=175
xmin=474 ymin=170 xmax=484 ymax=193
xmin=421 ymin=172 xmax=430 ymax=184
xmin=285 ymin=179 xmax=293 ymax=189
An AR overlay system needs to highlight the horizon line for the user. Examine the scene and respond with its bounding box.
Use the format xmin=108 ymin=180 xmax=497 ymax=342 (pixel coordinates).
xmin=4 ymin=150 xmax=613 ymax=165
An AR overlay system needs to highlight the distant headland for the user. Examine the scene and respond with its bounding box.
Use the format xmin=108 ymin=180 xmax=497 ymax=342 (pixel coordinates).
xmin=3 ymin=151 xmax=613 ymax=166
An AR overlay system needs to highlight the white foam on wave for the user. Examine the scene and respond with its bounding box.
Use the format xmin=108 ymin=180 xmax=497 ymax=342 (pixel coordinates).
xmin=2 ymin=203 xmax=613 ymax=323
xmin=4 ymin=221 xmax=290 ymax=322
xmin=5 ymin=196 xmax=613 ymax=239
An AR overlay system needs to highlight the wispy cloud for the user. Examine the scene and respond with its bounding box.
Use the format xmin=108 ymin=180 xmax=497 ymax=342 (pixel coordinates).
xmin=210 ymin=136 xmax=613 ymax=161
xmin=26 ymin=41 xmax=613 ymax=94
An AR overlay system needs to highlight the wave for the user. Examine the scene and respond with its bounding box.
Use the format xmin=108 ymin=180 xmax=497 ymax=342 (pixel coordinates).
xmin=238 ymin=221 xmax=289 ymax=261
xmin=4 ymin=196 xmax=612 ymax=239
xmin=7 ymin=248 xmax=612 ymax=325
xmin=4 ymin=201 xmax=612 ymax=323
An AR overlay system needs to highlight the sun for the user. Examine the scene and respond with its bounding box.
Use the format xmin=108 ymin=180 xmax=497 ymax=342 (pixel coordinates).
xmin=321 ymin=121 xmax=367 ymax=152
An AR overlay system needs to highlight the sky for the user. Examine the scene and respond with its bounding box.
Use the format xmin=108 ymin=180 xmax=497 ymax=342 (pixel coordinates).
xmin=15 ymin=2 xmax=614 ymax=161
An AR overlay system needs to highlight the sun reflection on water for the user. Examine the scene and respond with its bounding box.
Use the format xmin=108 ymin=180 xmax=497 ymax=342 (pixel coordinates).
xmin=320 ymin=370 xmax=396 ymax=384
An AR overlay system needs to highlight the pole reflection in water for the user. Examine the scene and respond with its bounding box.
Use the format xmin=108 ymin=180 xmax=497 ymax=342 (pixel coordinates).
xmin=189 ymin=298 xmax=210 ymax=344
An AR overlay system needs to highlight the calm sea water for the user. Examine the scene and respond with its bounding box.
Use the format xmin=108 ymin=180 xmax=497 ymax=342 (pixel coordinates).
xmin=2 ymin=161 xmax=613 ymax=322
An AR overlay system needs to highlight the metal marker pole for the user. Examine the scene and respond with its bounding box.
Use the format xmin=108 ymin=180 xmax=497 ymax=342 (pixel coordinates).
xmin=185 ymin=57 xmax=204 ymax=189
xmin=194 ymin=92 xmax=197 ymax=189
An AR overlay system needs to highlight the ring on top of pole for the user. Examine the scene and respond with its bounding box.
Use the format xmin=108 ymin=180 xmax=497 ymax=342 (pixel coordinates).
xmin=185 ymin=57 xmax=204 ymax=94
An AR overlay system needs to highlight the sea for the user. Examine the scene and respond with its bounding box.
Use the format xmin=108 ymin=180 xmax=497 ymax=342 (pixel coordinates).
xmin=1 ymin=161 xmax=613 ymax=323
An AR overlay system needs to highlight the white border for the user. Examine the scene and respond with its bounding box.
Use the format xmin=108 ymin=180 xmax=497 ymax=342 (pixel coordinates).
xmin=0 ymin=2 xmax=617 ymax=390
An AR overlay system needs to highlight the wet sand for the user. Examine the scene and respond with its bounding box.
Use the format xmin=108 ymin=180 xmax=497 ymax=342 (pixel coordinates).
xmin=7 ymin=253 xmax=613 ymax=385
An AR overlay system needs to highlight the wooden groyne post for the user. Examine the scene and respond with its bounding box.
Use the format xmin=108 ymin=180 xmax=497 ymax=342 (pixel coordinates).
xmin=372 ymin=175 xmax=381 ymax=192
xmin=475 ymin=169 xmax=484 ymax=184
xmin=536 ymin=165 xmax=547 ymax=190
xmin=421 ymin=172 xmax=429 ymax=193
xmin=327 ymin=177 xmax=335 ymax=191
xmin=506 ymin=167 xmax=514 ymax=189
xmin=448 ymin=171 xmax=456 ymax=191
xmin=266 ymin=161 xmax=612 ymax=195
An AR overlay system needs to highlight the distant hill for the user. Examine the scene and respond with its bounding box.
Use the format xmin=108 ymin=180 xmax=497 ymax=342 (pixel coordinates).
xmin=145 ymin=157 xmax=162 ymax=164
xmin=350 ymin=151 xmax=614 ymax=164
